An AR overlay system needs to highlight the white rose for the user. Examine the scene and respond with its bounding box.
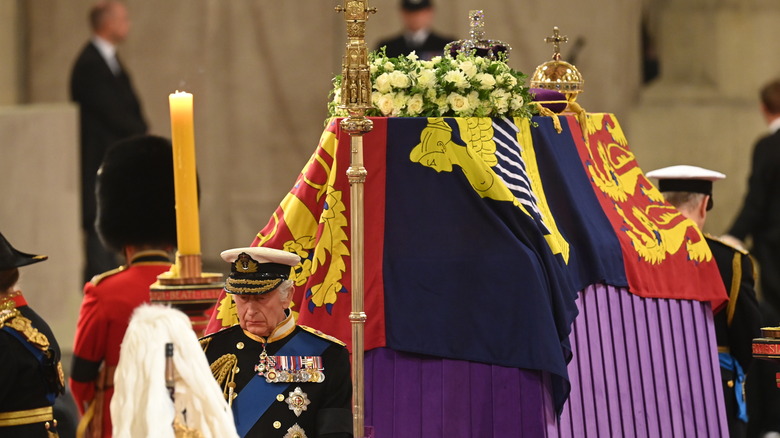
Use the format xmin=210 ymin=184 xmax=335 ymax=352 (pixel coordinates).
xmin=377 ymin=93 xmax=395 ymax=116
xmin=371 ymin=91 xmax=382 ymax=106
xmin=458 ymin=60 xmax=478 ymax=78
xmin=430 ymin=56 xmax=443 ymax=65
xmin=425 ymin=87 xmax=438 ymax=100
xmin=384 ymin=61 xmax=395 ymax=71
xmin=475 ymin=73 xmax=497 ymax=90
xmin=420 ymin=60 xmax=434 ymax=69
xmin=447 ymin=92 xmax=471 ymax=114
xmin=510 ymin=95 xmax=525 ymax=110
xmin=370 ymin=64 xmax=378 ymax=75
xmin=389 ymin=71 xmax=411 ymax=89
xmin=374 ymin=73 xmax=392 ymax=94
xmin=443 ymin=70 xmax=469 ymax=89
xmin=406 ymin=94 xmax=424 ymax=116
xmin=417 ymin=69 xmax=437 ymax=89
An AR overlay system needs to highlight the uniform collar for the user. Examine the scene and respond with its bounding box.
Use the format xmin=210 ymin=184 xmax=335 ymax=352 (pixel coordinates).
xmin=242 ymin=310 xmax=296 ymax=344
xmin=128 ymin=250 xmax=172 ymax=265
xmin=0 ymin=290 xmax=27 ymax=310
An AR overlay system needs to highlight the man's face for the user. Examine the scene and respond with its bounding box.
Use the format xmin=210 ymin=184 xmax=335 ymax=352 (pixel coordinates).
xmin=104 ymin=3 xmax=131 ymax=44
xmin=233 ymin=288 xmax=291 ymax=337
xmin=401 ymin=8 xmax=434 ymax=33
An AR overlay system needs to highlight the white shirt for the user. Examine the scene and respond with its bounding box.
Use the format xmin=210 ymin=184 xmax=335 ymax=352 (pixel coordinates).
xmin=91 ymin=35 xmax=120 ymax=75
xmin=768 ymin=116 xmax=780 ymax=135
xmin=404 ymin=29 xmax=431 ymax=48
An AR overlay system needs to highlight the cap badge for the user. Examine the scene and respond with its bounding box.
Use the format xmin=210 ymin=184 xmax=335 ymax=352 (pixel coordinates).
xmin=235 ymin=253 xmax=258 ymax=273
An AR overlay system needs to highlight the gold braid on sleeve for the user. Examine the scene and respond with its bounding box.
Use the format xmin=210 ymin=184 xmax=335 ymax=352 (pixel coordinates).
xmin=209 ymin=354 xmax=238 ymax=402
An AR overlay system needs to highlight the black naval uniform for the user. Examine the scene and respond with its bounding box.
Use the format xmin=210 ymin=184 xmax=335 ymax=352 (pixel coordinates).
xmin=0 ymin=294 xmax=65 ymax=437
xmin=706 ymin=235 xmax=762 ymax=438
xmin=202 ymin=313 xmax=352 ymax=438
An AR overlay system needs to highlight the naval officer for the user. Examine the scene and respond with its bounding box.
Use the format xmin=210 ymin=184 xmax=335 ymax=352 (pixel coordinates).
xmin=201 ymin=247 xmax=353 ymax=438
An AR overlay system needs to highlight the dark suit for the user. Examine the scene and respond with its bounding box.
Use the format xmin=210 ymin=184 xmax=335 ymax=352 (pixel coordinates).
xmin=70 ymin=41 xmax=147 ymax=280
xmin=377 ymin=31 xmax=452 ymax=60
xmin=728 ymin=129 xmax=780 ymax=315
xmin=202 ymin=318 xmax=352 ymax=438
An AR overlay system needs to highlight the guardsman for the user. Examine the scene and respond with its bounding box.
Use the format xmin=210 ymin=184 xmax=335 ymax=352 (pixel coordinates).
xmin=0 ymin=231 xmax=65 ymax=437
xmin=201 ymin=247 xmax=353 ymax=438
xmin=647 ymin=165 xmax=762 ymax=438
xmin=70 ymin=135 xmax=177 ymax=437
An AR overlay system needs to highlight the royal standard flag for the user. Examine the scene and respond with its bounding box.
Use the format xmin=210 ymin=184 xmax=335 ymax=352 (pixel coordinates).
xmin=205 ymin=114 xmax=727 ymax=413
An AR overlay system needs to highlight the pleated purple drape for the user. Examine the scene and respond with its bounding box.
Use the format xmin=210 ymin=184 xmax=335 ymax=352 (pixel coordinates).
xmin=363 ymin=284 xmax=727 ymax=437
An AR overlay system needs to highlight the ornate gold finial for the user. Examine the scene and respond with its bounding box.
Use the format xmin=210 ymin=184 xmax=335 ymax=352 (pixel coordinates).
xmin=544 ymin=26 xmax=568 ymax=61
xmin=335 ymin=0 xmax=376 ymax=122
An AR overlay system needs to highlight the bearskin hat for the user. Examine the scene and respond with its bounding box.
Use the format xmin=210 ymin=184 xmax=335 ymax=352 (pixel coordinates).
xmin=95 ymin=135 xmax=177 ymax=253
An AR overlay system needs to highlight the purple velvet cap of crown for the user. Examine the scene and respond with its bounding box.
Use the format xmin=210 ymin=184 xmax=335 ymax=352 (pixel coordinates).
xmin=530 ymin=88 xmax=567 ymax=113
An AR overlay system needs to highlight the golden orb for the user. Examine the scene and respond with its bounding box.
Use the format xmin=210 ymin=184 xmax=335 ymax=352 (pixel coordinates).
xmin=530 ymin=60 xmax=584 ymax=101
xmin=531 ymin=26 xmax=584 ymax=102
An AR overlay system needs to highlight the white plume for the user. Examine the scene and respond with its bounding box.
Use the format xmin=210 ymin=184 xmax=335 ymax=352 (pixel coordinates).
xmin=110 ymin=304 xmax=238 ymax=438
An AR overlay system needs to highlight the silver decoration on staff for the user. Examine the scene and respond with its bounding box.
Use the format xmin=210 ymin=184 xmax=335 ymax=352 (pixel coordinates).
xmin=334 ymin=1 xmax=375 ymax=437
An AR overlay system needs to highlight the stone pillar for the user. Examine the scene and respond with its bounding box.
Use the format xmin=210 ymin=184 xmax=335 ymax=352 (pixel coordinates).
xmin=0 ymin=104 xmax=82 ymax=355
xmin=0 ymin=0 xmax=22 ymax=105
xmin=626 ymin=0 xmax=780 ymax=234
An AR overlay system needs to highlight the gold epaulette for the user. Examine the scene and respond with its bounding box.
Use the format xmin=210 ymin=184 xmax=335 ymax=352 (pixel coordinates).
xmin=199 ymin=337 xmax=211 ymax=352
xmin=90 ymin=266 xmax=126 ymax=286
xmin=209 ymin=353 xmax=238 ymax=402
xmin=705 ymin=233 xmax=749 ymax=255
xmin=299 ymin=325 xmax=346 ymax=346
xmin=0 ymin=310 xmax=49 ymax=350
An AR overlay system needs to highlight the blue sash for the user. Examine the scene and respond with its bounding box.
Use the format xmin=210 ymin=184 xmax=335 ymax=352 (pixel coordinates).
xmin=233 ymin=330 xmax=330 ymax=437
xmin=718 ymin=352 xmax=747 ymax=423
xmin=2 ymin=325 xmax=56 ymax=404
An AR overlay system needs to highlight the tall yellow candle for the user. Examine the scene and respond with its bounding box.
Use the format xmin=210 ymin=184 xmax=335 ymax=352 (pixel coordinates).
xmin=168 ymin=91 xmax=201 ymax=256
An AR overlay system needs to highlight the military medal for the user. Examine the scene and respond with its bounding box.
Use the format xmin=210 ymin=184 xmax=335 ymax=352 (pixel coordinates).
xmin=264 ymin=355 xmax=325 ymax=383
xmin=254 ymin=345 xmax=277 ymax=380
xmin=285 ymin=387 xmax=311 ymax=417
xmin=283 ymin=423 xmax=307 ymax=438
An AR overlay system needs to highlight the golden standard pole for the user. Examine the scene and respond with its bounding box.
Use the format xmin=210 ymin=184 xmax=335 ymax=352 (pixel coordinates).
xmin=334 ymin=1 xmax=375 ymax=436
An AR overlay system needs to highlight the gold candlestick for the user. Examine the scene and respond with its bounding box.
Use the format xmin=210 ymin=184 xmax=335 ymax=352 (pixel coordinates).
xmin=334 ymin=1 xmax=375 ymax=436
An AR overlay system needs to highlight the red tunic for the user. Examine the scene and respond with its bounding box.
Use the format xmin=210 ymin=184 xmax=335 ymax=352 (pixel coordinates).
xmin=70 ymin=251 xmax=171 ymax=437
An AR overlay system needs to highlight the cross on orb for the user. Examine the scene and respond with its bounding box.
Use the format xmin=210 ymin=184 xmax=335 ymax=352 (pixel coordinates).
xmin=544 ymin=26 xmax=568 ymax=60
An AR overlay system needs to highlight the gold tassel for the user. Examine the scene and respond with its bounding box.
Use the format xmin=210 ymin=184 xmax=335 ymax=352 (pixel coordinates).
xmin=534 ymin=102 xmax=563 ymax=133
xmin=566 ymin=100 xmax=589 ymax=146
